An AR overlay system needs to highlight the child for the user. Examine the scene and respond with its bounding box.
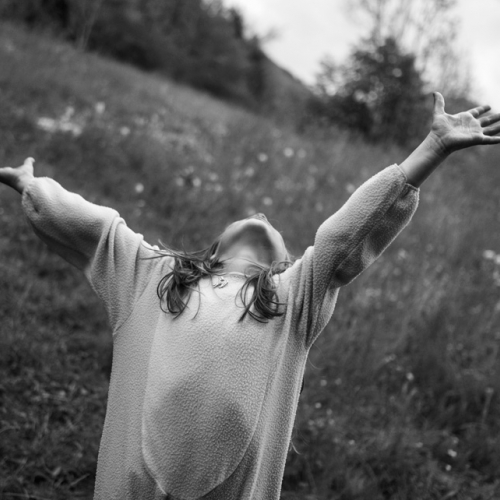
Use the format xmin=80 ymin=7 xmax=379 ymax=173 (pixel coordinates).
xmin=1 ymin=93 xmax=499 ymax=500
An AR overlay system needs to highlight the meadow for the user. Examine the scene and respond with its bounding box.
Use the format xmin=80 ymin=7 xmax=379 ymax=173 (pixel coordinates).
xmin=1 ymin=22 xmax=500 ymax=500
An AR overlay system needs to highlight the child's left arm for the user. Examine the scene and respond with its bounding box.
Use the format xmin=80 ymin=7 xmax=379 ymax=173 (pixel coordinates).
xmin=399 ymin=92 xmax=500 ymax=187
xmin=283 ymin=92 xmax=500 ymax=347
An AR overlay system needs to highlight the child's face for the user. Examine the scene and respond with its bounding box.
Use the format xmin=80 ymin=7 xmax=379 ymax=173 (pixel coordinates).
xmin=215 ymin=214 xmax=288 ymax=266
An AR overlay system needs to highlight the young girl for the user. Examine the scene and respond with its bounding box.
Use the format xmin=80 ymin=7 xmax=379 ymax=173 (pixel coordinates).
xmin=1 ymin=93 xmax=499 ymax=500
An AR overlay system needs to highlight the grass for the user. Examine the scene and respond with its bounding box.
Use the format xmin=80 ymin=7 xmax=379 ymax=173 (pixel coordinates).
xmin=1 ymin=21 xmax=500 ymax=499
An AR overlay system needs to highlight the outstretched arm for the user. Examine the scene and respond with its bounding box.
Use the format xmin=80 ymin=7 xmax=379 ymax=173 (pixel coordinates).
xmin=400 ymin=92 xmax=500 ymax=187
xmin=284 ymin=92 xmax=500 ymax=347
xmin=1 ymin=160 xmax=163 ymax=331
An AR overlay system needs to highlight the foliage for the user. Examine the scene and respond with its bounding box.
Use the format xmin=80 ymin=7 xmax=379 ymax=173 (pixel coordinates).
xmin=309 ymin=37 xmax=428 ymax=146
xmin=345 ymin=0 xmax=470 ymax=98
xmin=85 ymin=0 xmax=255 ymax=102
xmin=1 ymin=23 xmax=500 ymax=500
xmin=0 ymin=0 xmax=311 ymax=120
xmin=308 ymin=0 xmax=472 ymax=145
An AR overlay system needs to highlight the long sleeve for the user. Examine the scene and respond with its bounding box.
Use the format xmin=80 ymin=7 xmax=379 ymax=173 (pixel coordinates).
xmin=22 ymin=178 xmax=163 ymax=332
xmin=281 ymin=164 xmax=419 ymax=348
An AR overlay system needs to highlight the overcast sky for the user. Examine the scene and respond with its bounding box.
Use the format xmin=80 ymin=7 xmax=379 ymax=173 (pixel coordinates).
xmin=224 ymin=0 xmax=500 ymax=111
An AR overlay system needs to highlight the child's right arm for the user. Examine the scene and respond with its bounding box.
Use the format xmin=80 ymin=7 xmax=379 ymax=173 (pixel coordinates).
xmin=0 ymin=159 xmax=163 ymax=332
xmin=0 ymin=157 xmax=35 ymax=195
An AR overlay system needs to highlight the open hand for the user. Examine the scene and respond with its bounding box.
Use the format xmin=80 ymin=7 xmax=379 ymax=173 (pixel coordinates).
xmin=430 ymin=92 xmax=500 ymax=154
xmin=0 ymin=158 xmax=35 ymax=194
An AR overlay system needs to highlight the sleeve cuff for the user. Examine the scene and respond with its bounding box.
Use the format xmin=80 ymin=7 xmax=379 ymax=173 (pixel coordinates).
xmin=395 ymin=164 xmax=420 ymax=192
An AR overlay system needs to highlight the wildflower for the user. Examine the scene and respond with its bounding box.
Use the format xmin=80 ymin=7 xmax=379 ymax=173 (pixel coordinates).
xmin=483 ymin=249 xmax=496 ymax=260
xmin=62 ymin=106 xmax=75 ymax=120
xmin=283 ymin=147 xmax=294 ymax=158
xmin=262 ymin=197 xmax=273 ymax=206
xmin=244 ymin=167 xmax=255 ymax=178
xmin=208 ymin=172 xmax=219 ymax=182
xmin=406 ymin=372 xmax=415 ymax=382
xmin=345 ymin=183 xmax=356 ymax=194
xmin=398 ymin=249 xmax=408 ymax=260
xmin=120 ymin=127 xmax=131 ymax=137
xmin=36 ymin=116 xmax=82 ymax=137
xmin=315 ymin=402 xmax=322 ymax=409
xmin=59 ymin=121 xmax=83 ymax=136
xmin=135 ymin=183 xmax=144 ymax=194
xmin=257 ymin=153 xmax=268 ymax=163
xmin=95 ymin=102 xmax=106 ymax=114
xmin=192 ymin=177 xmax=202 ymax=188
xmin=447 ymin=449 xmax=457 ymax=458
xmin=320 ymin=379 xmax=327 ymax=387
xmin=37 ymin=117 xmax=58 ymax=133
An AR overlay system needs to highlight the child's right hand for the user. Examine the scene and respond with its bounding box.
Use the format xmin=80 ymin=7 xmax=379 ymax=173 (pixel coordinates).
xmin=0 ymin=157 xmax=35 ymax=194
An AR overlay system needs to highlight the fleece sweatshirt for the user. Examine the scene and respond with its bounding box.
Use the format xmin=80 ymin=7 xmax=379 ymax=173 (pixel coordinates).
xmin=22 ymin=163 xmax=419 ymax=500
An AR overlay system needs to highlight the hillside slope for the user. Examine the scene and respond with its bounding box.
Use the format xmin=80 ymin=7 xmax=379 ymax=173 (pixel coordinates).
xmin=1 ymin=22 xmax=500 ymax=500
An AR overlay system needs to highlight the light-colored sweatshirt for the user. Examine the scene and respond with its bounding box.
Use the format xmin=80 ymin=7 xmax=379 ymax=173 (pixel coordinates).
xmin=22 ymin=164 xmax=418 ymax=500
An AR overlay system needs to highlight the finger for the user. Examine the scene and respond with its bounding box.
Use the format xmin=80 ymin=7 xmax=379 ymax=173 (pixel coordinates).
xmin=479 ymin=112 xmax=500 ymax=127
xmin=24 ymin=157 xmax=35 ymax=167
xmin=433 ymin=92 xmax=445 ymax=115
xmin=468 ymin=104 xmax=491 ymax=118
xmin=483 ymin=123 xmax=500 ymax=136
xmin=482 ymin=136 xmax=500 ymax=145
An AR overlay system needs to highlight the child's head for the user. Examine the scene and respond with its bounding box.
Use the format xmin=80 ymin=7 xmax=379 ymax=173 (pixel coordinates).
xmin=211 ymin=213 xmax=288 ymax=271
xmin=157 ymin=213 xmax=292 ymax=322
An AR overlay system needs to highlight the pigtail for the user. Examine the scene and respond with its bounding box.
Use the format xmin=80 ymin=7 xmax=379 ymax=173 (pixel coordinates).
xmin=155 ymin=243 xmax=292 ymax=322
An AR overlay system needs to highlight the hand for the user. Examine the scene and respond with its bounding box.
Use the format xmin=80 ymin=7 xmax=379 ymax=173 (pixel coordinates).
xmin=0 ymin=157 xmax=35 ymax=194
xmin=429 ymin=92 xmax=500 ymax=155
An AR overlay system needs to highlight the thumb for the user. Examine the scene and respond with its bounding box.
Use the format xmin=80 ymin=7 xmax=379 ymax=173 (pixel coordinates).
xmin=24 ymin=157 xmax=35 ymax=167
xmin=433 ymin=92 xmax=445 ymax=115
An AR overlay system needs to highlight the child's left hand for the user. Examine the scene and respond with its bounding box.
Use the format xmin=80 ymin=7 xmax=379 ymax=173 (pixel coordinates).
xmin=429 ymin=92 xmax=500 ymax=155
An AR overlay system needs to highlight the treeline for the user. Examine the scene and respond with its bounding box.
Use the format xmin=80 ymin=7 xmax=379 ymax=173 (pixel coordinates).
xmin=305 ymin=0 xmax=473 ymax=146
xmin=0 ymin=0 xmax=473 ymax=145
xmin=0 ymin=0 xmax=310 ymax=121
xmin=306 ymin=37 xmax=429 ymax=146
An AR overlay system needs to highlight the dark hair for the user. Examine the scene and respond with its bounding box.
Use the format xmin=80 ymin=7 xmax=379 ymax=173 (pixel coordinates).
xmin=154 ymin=240 xmax=293 ymax=323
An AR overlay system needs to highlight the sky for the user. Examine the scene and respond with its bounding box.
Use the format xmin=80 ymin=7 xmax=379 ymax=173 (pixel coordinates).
xmin=224 ymin=0 xmax=500 ymax=111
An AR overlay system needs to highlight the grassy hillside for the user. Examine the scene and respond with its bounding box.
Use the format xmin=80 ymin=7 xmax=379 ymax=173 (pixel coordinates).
xmin=1 ymin=22 xmax=500 ymax=499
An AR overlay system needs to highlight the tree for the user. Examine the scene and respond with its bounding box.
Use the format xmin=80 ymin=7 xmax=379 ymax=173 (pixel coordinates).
xmin=344 ymin=0 xmax=470 ymax=98
xmin=310 ymin=37 xmax=428 ymax=145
